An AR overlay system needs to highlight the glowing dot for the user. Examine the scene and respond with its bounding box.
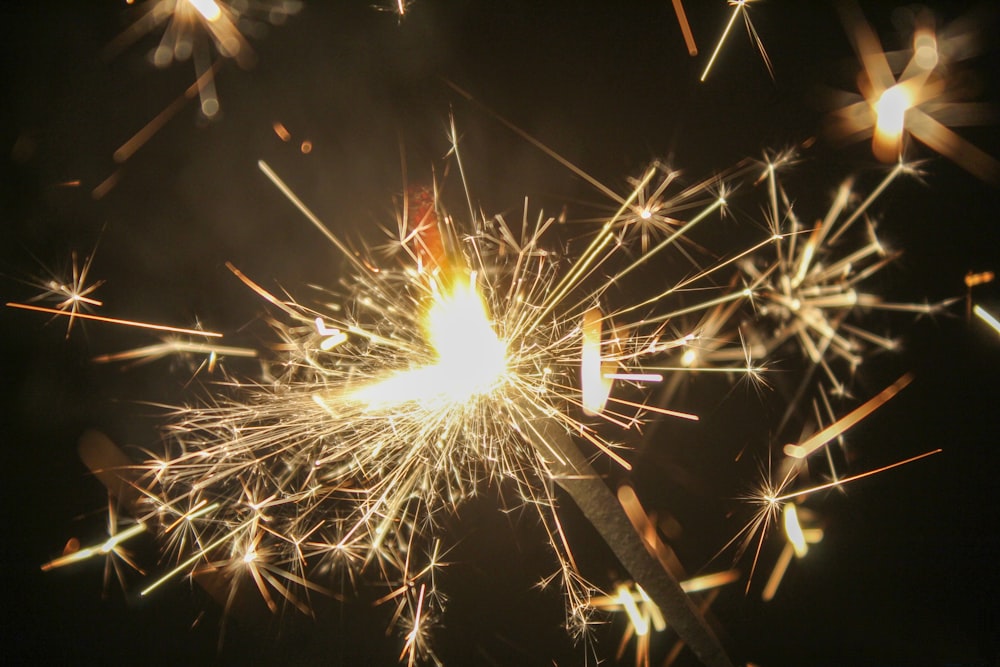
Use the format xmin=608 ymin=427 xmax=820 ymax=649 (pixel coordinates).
xmin=201 ymin=98 xmax=220 ymax=118
xmin=913 ymin=31 xmax=938 ymax=70
xmin=300 ymin=140 xmax=313 ymax=154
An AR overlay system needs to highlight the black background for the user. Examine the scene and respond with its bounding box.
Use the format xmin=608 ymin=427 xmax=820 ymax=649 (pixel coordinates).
xmin=3 ymin=2 xmax=999 ymax=666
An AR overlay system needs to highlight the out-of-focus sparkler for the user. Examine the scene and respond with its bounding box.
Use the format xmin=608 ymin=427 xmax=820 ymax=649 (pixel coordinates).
xmin=828 ymin=2 xmax=1000 ymax=182
xmin=94 ymin=0 xmax=300 ymax=196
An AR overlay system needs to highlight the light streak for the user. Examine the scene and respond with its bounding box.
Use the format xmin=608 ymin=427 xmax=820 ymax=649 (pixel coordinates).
xmin=974 ymin=305 xmax=1000 ymax=336
xmin=700 ymin=1 xmax=772 ymax=83
xmin=784 ymin=373 xmax=914 ymax=459
xmin=91 ymin=340 xmax=258 ymax=365
xmin=760 ymin=502 xmax=823 ymax=602
xmin=41 ymin=522 xmax=147 ymax=571
xmin=112 ymin=59 xmax=224 ymax=164
xmin=671 ymin=0 xmax=698 ymax=56
xmin=771 ymin=449 xmax=941 ymax=505
xmin=6 ymin=302 xmax=223 ymax=338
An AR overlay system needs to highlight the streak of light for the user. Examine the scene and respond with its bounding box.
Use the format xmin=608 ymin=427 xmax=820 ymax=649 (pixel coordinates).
xmin=6 ymin=302 xmax=223 ymax=338
xmin=974 ymin=304 xmax=1000 ymax=336
xmin=784 ymin=372 xmax=913 ymax=459
xmin=773 ymin=449 xmax=942 ymax=504
xmin=782 ymin=503 xmax=807 ymax=558
xmin=92 ymin=340 xmax=257 ymax=364
xmin=41 ymin=522 xmax=147 ymax=571
xmin=671 ymin=0 xmax=698 ymax=56
xmin=112 ymin=59 xmax=224 ymax=164
xmin=701 ymin=1 xmax=772 ymax=82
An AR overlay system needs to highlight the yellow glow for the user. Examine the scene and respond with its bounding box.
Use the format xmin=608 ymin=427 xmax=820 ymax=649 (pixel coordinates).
xmin=354 ymin=273 xmax=507 ymax=407
xmin=581 ymin=307 xmax=614 ymax=415
xmin=617 ymin=584 xmax=649 ymax=636
xmin=187 ymin=0 xmax=222 ymax=22
xmin=783 ymin=503 xmax=808 ymax=558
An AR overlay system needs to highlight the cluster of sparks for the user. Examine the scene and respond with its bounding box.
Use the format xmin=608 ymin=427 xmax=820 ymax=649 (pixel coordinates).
xmin=17 ymin=2 xmax=999 ymax=666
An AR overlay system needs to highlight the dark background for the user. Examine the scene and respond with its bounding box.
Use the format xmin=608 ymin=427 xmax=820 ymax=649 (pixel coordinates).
xmin=3 ymin=1 xmax=999 ymax=665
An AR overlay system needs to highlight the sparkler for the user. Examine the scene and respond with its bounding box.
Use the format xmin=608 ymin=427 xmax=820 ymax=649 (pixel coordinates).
xmin=33 ymin=106 xmax=948 ymax=667
xmin=20 ymin=3 xmax=993 ymax=665
xmin=38 ymin=124 xmax=763 ymax=664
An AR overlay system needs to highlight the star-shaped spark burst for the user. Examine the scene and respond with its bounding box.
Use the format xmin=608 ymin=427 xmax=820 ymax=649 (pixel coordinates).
xmin=22 ymin=248 xmax=105 ymax=338
xmin=740 ymin=153 xmax=947 ymax=418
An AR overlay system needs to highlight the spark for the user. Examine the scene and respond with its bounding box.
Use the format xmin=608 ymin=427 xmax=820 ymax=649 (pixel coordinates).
xmin=727 ymin=444 xmax=938 ymax=598
xmin=91 ymin=339 xmax=258 ymax=368
xmin=6 ymin=302 xmax=223 ymax=338
xmin=701 ymin=1 xmax=773 ymax=83
xmin=374 ymin=0 xmax=416 ymax=22
xmin=41 ymin=517 xmax=147 ymax=573
xmin=772 ymin=448 xmax=941 ymax=504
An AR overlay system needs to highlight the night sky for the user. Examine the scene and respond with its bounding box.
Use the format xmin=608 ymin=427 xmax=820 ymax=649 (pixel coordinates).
xmin=3 ymin=2 xmax=999 ymax=666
